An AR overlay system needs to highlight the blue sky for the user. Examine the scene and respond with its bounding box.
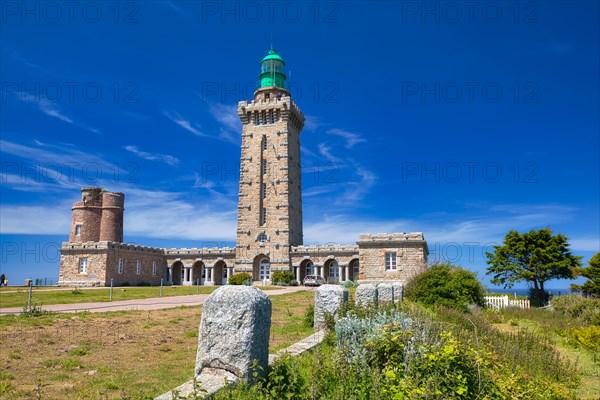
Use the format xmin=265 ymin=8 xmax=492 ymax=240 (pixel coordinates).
xmin=1 ymin=1 xmax=598 ymax=289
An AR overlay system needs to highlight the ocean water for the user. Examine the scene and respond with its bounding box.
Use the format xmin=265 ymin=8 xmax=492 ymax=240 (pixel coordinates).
xmin=487 ymin=288 xmax=572 ymax=297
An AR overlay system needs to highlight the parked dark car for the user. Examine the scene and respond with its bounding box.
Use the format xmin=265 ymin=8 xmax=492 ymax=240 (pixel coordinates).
xmin=303 ymin=274 xmax=325 ymax=286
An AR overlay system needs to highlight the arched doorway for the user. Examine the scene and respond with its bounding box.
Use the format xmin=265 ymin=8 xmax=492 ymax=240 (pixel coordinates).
xmin=259 ymin=258 xmax=270 ymax=281
xmin=300 ymin=259 xmax=314 ymax=281
xmin=193 ymin=261 xmax=204 ymax=285
xmin=350 ymin=259 xmax=359 ymax=281
xmin=171 ymin=261 xmax=183 ymax=285
xmin=325 ymin=260 xmax=339 ymax=283
xmin=214 ymin=260 xmax=227 ymax=285
xmin=252 ymin=255 xmax=270 ymax=281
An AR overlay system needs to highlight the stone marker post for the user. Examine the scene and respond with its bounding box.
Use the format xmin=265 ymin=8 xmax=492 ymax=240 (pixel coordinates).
xmin=195 ymin=286 xmax=272 ymax=382
xmin=355 ymin=283 xmax=378 ymax=307
xmin=392 ymin=282 xmax=404 ymax=303
xmin=377 ymin=282 xmax=394 ymax=303
xmin=314 ymin=284 xmax=348 ymax=331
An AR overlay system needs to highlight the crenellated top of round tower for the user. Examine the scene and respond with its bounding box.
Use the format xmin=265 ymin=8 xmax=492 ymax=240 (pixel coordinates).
xmin=80 ymin=187 xmax=103 ymax=207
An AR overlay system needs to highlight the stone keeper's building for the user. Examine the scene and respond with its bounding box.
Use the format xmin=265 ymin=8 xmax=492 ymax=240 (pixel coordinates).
xmin=58 ymin=50 xmax=429 ymax=287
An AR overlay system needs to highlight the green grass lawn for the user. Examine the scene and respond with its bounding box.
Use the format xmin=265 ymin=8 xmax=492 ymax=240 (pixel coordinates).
xmin=0 ymin=289 xmax=315 ymax=399
xmin=494 ymin=307 xmax=600 ymax=399
xmin=0 ymin=285 xmax=281 ymax=309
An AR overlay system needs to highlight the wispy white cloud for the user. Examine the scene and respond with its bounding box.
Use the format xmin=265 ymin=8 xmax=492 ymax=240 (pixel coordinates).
xmin=163 ymin=103 xmax=240 ymax=144
xmin=340 ymin=165 xmax=376 ymax=204
xmin=317 ymin=143 xmax=344 ymax=166
xmin=0 ymin=138 xmax=238 ymax=241
xmin=209 ymin=103 xmax=240 ymax=133
xmin=16 ymin=92 xmax=100 ymax=133
xmin=304 ymin=203 xmax=597 ymax=253
xmin=124 ymin=145 xmax=180 ymax=166
xmin=208 ymin=103 xmax=241 ymax=144
xmin=304 ymin=115 xmax=323 ymax=132
xmin=0 ymin=139 xmax=132 ymax=193
xmin=122 ymin=187 xmax=237 ymax=241
xmin=11 ymin=54 xmax=54 ymax=75
xmin=326 ymin=128 xmax=366 ymax=148
xmin=0 ymin=203 xmax=72 ymax=235
xmin=570 ymin=237 xmax=600 ymax=252
xmin=162 ymin=110 xmax=207 ymax=137
xmin=20 ymin=93 xmax=73 ymax=123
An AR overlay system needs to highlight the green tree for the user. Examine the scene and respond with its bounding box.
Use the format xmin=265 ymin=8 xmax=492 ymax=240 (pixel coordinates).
xmin=570 ymin=252 xmax=600 ymax=297
xmin=404 ymin=262 xmax=485 ymax=310
xmin=485 ymin=228 xmax=582 ymax=306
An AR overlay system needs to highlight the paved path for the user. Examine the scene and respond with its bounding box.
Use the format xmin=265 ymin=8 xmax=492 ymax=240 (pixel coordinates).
xmin=0 ymin=286 xmax=314 ymax=315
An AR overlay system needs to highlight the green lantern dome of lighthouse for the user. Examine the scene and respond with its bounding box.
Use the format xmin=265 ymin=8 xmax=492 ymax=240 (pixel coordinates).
xmin=260 ymin=49 xmax=286 ymax=89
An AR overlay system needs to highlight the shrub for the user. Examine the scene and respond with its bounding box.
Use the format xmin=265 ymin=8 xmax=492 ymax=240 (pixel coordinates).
xmin=404 ymin=262 xmax=485 ymax=310
xmin=303 ymin=304 xmax=314 ymax=328
xmin=571 ymin=325 xmax=600 ymax=351
xmin=551 ymin=295 xmax=600 ymax=325
xmin=343 ymin=280 xmax=359 ymax=288
xmin=271 ymin=271 xmax=295 ymax=285
xmin=228 ymin=272 xmax=251 ymax=286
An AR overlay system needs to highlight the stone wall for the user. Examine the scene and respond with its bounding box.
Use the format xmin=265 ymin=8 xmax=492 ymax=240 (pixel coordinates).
xmin=357 ymin=233 xmax=428 ymax=282
xmin=105 ymin=243 xmax=166 ymax=286
xmin=58 ymin=242 xmax=108 ymax=286
xmin=59 ymin=242 xmax=165 ymax=286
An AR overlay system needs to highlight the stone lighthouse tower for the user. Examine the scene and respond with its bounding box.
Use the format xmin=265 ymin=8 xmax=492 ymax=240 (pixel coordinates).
xmin=235 ymin=50 xmax=305 ymax=281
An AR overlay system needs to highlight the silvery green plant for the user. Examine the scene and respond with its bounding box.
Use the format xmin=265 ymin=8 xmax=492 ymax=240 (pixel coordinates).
xmin=335 ymin=310 xmax=413 ymax=364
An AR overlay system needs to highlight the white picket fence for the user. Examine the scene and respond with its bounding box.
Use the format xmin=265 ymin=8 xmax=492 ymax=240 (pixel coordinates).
xmin=485 ymin=295 xmax=530 ymax=310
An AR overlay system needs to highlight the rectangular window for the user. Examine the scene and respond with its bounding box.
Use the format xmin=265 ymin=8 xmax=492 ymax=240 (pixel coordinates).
xmin=261 ymin=208 xmax=267 ymax=225
xmin=75 ymin=224 xmax=82 ymax=236
xmin=262 ymin=159 xmax=267 ymax=175
xmin=118 ymin=258 xmax=124 ymax=274
xmin=269 ymin=109 xmax=274 ymax=124
xmin=262 ymin=136 xmax=267 ymax=150
xmin=152 ymin=261 xmax=157 ymax=276
xmin=262 ymin=183 xmax=267 ymax=199
xmin=79 ymin=257 xmax=88 ymax=274
xmin=255 ymin=112 xmax=259 ymax=125
xmin=136 ymin=260 xmax=142 ymax=275
xmin=385 ymin=252 xmax=397 ymax=271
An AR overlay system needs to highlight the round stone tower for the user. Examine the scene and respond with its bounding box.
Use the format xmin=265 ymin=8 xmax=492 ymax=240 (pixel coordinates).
xmin=99 ymin=191 xmax=125 ymax=242
xmin=70 ymin=187 xmax=103 ymax=242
